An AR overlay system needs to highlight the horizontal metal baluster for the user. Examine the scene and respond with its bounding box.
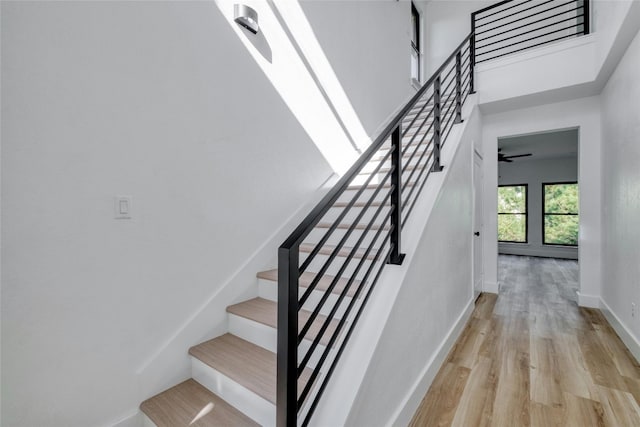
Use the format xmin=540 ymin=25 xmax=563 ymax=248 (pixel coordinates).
xmin=439 ymin=63 xmax=458 ymax=90
xmin=298 ymin=148 xmax=392 ymax=275
xmin=476 ymin=0 xmax=554 ymax=28
xmin=402 ymin=92 xmax=434 ymax=137
xmin=477 ymin=22 xmax=582 ymax=57
xmin=298 ymin=167 xmax=393 ymax=308
xmin=401 ymin=138 xmax=435 ymax=194
xmin=297 ymin=189 xmax=394 ymax=372
xmin=475 ymin=0 xmax=530 ymax=21
xmin=402 ymin=152 xmax=437 ymax=226
xmin=297 ymin=172 xmax=393 ymax=340
xmin=401 ymin=150 xmax=436 ymax=215
xmin=461 ymin=73 xmax=471 ymax=91
xmin=300 ymin=245 xmax=392 ymax=427
xmin=476 ymin=6 xmax=582 ymax=40
xmin=402 ymin=124 xmax=434 ymax=172
xmin=297 ymin=220 xmax=393 ymax=410
xmin=477 ymin=30 xmax=582 ymax=62
xmin=402 ymin=107 xmax=435 ymax=150
xmin=477 ymin=13 xmax=583 ymax=50
xmin=401 ymin=121 xmax=435 ymax=175
xmin=439 ymin=75 xmax=458 ymax=103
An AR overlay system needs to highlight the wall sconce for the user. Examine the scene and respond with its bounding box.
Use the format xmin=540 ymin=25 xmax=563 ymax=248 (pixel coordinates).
xmin=234 ymin=4 xmax=259 ymax=34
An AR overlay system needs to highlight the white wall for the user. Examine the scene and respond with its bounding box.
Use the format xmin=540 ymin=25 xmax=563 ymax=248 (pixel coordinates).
xmin=0 ymin=1 xmax=435 ymax=425
xmin=299 ymin=0 xmax=416 ymax=138
xmin=423 ymin=1 xmax=492 ymax=75
xmin=498 ymin=156 xmax=579 ymax=259
xmin=482 ymin=97 xmax=601 ymax=305
xmin=0 ymin=2 xmax=335 ymax=426
xmin=600 ymin=26 xmax=640 ymax=355
xmin=343 ymin=103 xmax=481 ymax=427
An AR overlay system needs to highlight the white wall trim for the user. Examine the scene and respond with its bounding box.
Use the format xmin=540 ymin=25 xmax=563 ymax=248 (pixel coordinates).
xmin=577 ymin=291 xmax=600 ymax=308
xmin=600 ymin=298 xmax=640 ymax=364
xmin=109 ymin=411 xmax=142 ymax=427
xmin=476 ymin=34 xmax=595 ymax=73
xmin=387 ymin=297 xmax=475 ymax=427
xmin=484 ymin=280 xmax=499 ymax=294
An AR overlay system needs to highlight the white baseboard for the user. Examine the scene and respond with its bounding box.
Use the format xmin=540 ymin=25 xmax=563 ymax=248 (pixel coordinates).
xmin=110 ymin=410 xmax=142 ymax=427
xmin=577 ymin=292 xmax=600 ymax=308
xmin=387 ymin=298 xmax=475 ymax=427
xmin=483 ymin=280 xmax=499 ymax=294
xmin=599 ymin=298 xmax=640 ymax=364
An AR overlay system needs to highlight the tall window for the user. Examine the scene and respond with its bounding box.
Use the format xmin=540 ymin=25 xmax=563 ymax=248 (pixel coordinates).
xmin=543 ymin=182 xmax=579 ymax=246
xmin=498 ymin=185 xmax=528 ymax=243
xmin=411 ymin=3 xmax=421 ymax=83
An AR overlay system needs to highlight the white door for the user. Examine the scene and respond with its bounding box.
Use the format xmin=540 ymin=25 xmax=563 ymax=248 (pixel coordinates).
xmin=473 ymin=151 xmax=484 ymax=299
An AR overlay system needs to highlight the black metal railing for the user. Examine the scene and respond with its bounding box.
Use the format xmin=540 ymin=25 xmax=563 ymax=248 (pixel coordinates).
xmin=276 ymin=34 xmax=473 ymax=427
xmin=471 ymin=0 xmax=590 ymax=64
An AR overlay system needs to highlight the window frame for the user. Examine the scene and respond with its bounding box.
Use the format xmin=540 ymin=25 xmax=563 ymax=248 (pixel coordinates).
xmin=498 ymin=183 xmax=528 ymax=244
xmin=542 ymin=181 xmax=579 ymax=247
xmin=411 ymin=3 xmax=421 ymax=84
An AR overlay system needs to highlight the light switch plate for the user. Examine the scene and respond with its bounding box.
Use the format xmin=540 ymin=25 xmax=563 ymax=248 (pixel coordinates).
xmin=115 ymin=196 xmax=132 ymax=219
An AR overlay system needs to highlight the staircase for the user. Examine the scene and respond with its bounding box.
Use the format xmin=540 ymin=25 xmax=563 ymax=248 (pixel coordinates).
xmin=139 ymin=94 xmax=444 ymax=427
xmin=139 ymin=1 xmax=592 ymax=424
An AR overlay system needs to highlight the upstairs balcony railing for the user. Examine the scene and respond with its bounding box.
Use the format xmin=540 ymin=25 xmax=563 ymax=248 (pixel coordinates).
xmin=471 ymin=0 xmax=590 ymax=64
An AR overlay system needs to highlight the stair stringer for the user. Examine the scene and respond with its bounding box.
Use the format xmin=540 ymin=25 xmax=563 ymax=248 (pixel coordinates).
xmin=133 ymin=173 xmax=339 ymax=418
xmin=307 ymin=96 xmax=481 ymax=427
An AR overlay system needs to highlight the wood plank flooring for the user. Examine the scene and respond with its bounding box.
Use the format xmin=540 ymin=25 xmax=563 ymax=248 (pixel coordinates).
xmin=410 ymin=255 xmax=640 ymax=427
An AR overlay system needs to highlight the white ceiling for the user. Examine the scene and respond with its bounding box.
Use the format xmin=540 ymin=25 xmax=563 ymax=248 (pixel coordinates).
xmin=498 ymin=128 xmax=578 ymax=161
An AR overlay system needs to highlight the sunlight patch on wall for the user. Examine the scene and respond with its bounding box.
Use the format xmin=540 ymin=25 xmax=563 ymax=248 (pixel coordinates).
xmin=214 ymin=0 xmax=362 ymax=175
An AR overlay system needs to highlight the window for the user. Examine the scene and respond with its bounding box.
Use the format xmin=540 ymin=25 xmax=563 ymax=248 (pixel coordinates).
xmin=543 ymin=182 xmax=579 ymax=246
xmin=498 ymin=185 xmax=527 ymax=243
xmin=411 ymin=3 xmax=421 ymax=83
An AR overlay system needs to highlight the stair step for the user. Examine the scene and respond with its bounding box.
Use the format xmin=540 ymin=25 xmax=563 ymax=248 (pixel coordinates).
xmin=299 ymin=242 xmax=377 ymax=261
xmin=257 ymin=269 xmax=359 ymax=298
xmin=189 ymin=334 xmax=313 ymax=405
xmin=226 ymin=298 xmax=338 ymax=346
xmin=140 ymin=378 xmax=258 ymax=427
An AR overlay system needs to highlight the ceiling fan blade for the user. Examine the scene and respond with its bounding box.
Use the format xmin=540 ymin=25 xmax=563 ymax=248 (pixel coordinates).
xmin=505 ymin=153 xmax=532 ymax=159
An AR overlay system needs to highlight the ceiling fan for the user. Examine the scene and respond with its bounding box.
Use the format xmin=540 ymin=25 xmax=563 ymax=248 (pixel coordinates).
xmin=498 ymin=148 xmax=532 ymax=162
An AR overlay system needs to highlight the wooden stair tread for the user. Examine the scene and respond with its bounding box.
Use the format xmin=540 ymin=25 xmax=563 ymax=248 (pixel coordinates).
xmin=189 ymin=334 xmax=313 ymax=405
xmin=226 ymin=298 xmax=339 ymax=346
xmin=257 ymin=269 xmax=360 ymax=298
xmin=299 ymin=242 xmax=378 ymax=261
xmin=140 ymin=378 xmax=258 ymax=427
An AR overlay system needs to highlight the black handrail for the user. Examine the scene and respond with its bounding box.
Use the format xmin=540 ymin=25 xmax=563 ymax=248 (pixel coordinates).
xmin=277 ymin=31 xmax=473 ymax=427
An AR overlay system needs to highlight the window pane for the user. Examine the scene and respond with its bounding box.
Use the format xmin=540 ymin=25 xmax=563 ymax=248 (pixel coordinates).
xmin=544 ymin=215 xmax=579 ymax=245
xmin=498 ymin=214 xmax=526 ymax=242
xmin=411 ymin=49 xmax=420 ymax=81
xmin=498 ymin=186 xmax=526 ymax=213
xmin=544 ymin=183 xmax=578 ymax=214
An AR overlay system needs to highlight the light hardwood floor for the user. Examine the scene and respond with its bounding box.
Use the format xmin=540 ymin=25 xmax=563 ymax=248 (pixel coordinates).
xmin=410 ymin=255 xmax=640 ymax=427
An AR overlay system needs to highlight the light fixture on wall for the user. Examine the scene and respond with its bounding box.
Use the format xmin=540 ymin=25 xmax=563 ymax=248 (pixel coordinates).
xmin=234 ymin=4 xmax=259 ymax=34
